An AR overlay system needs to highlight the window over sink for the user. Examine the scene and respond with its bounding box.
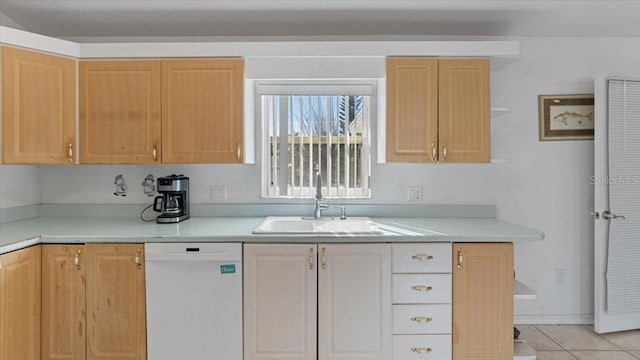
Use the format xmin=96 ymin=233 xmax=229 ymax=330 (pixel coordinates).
xmin=258 ymin=81 xmax=374 ymax=198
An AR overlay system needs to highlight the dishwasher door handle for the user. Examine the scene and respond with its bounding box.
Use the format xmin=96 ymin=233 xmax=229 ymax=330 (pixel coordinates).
xmin=145 ymin=252 xmax=241 ymax=262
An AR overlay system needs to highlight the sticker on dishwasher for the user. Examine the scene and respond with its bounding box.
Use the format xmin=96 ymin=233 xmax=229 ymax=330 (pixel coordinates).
xmin=220 ymin=264 xmax=236 ymax=274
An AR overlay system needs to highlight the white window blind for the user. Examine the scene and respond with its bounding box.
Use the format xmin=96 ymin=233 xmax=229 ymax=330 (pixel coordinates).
xmin=260 ymin=82 xmax=373 ymax=198
xmin=606 ymin=79 xmax=640 ymax=313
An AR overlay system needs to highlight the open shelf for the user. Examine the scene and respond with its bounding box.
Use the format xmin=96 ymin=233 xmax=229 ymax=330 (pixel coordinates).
xmin=515 ymin=279 xmax=537 ymax=300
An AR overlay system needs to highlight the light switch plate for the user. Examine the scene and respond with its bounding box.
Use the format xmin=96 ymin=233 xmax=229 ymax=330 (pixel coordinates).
xmin=210 ymin=186 xmax=227 ymax=201
xmin=407 ymin=186 xmax=423 ymax=201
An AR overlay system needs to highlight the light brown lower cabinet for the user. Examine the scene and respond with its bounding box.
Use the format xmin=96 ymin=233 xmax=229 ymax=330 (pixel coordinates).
xmin=41 ymin=244 xmax=147 ymax=360
xmin=452 ymin=242 xmax=514 ymax=360
xmin=0 ymin=245 xmax=42 ymax=360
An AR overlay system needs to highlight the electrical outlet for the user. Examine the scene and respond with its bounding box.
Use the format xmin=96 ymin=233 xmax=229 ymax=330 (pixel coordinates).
xmin=554 ymin=268 xmax=566 ymax=285
xmin=210 ymin=186 xmax=227 ymax=201
xmin=407 ymin=186 xmax=423 ymax=201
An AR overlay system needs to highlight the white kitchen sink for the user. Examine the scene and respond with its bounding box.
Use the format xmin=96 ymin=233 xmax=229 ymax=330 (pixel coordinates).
xmin=253 ymin=216 xmax=382 ymax=235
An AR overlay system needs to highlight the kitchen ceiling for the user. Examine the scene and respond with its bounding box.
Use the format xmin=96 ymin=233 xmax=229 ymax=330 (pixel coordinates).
xmin=0 ymin=0 xmax=639 ymax=42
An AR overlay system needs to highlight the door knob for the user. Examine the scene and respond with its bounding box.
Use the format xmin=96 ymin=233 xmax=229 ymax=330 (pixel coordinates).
xmin=602 ymin=210 xmax=626 ymax=220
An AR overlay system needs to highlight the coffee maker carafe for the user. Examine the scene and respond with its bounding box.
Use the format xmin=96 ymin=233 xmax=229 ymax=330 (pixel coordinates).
xmin=153 ymin=174 xmax=190 ymax=223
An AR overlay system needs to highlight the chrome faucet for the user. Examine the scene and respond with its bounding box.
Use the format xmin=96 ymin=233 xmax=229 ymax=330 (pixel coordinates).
xmin=314 ymin=169 xmax=329 ymax=219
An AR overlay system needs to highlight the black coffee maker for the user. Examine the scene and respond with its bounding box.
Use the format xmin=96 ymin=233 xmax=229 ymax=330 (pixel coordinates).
xmin=153 ymin=174 xmax=190 ymax=223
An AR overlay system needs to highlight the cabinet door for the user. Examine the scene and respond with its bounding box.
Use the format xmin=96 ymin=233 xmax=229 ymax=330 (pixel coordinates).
xmin=85 ymin=244 xmax=146 ymax=360
xmin=162 ymin=58 xmax=244 ymax=163
xmin=2 ymin=46 xmax=76 ymax=164
xmin=0 ymin=245 xmax=41 ymax=360
xmin=80 ymin=60 xmax=161 ymax=164
xmin=244 ymin=244 xmax=317 ymax=360
xmin=42 ymin=245 xmax=86 ymax=360
xmin=386 ymin=57 xmax=439 ymax=163
xmin=318 ymin=244 xmax=391 ymax=360
xmin=452 ymin=243 xmax=513 ymax=360
xmin=439 ymin=59 xmax=490 ymax=163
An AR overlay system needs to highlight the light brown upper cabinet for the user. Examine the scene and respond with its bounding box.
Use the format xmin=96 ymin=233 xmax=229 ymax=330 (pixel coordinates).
xmin=79 ymin=58 xmax=244 ymax=164
xmin=80 ymin=61 xmax=161 ymax=164
xmin=452 ymin=243 xmax=513 ymax=360
xmin=2 ymin=46 xmax=76 ymax=164
xmin=162 ymin=58 xmax=244 ymax=163
xmin=386 ymin=57 xmax=490 ymax=163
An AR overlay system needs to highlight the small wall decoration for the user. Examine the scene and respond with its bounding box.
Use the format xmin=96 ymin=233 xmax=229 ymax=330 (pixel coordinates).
xmin=113 ymin=174 xmax=128 ymax=196
xmin=539 ymin=94 xmax=594 ymax=140
xmin=142 ymin=174 xmax=156 ymax=196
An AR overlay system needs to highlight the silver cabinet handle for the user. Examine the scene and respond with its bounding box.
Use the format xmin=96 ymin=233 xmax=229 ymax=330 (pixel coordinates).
xmin=442 ymin=143 xmax=447 ymax=161
xmin=411 ymin=347 xmax=432 ymax=354
xmin=237 ymin=142 xmax=242 ymax=161
xmin=309 ymin=247 xmax=315 ymax=270
xmin=411 ymin=316 xmax=433 ymax=323
xmin=74 ymin=249 xmax=82 ymax=270
xmin=67 ymin=142 xmax=73 ymax=162
xmin=135 ymin=248 xmax=142 ymax=270
xmin=431 ymin=142 xmax=437 ymax=161
xmin=152 ymin=144 xmax=158 ymax=162
xmin=411 ymin=254 xmax=434 ymax=261
xmin=411 ymin=285 xmax=432 ymax=292
xmin=602 ymin=210 xmax=625 ymax=220
xmin=457 ymin=247 xmax=463 ymax=269
xmin=321 ymin=247 xmax=327 ymax=270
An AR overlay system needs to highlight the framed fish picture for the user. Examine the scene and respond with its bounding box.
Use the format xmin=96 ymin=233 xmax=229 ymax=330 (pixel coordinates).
xmin=538 ymin=94 xmax=594 ymax=140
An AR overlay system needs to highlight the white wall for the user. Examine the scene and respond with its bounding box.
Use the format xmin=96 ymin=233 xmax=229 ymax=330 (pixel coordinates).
xmin=28 ymin=36 xmax=640 ymax=323
xmin=0 ymin=165 xmax=40 ymax=208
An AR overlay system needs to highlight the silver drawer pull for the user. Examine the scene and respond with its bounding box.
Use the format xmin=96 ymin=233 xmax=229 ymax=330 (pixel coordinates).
xmin=411 ymin=254 xmax=434 ymax=261
xmin=411 ymin=347 xmax=432 ymax=354
xmin=411 ymin=285 xmax=433 ymax=292
xmin=411 ymin=316 xmax=433 ymax=323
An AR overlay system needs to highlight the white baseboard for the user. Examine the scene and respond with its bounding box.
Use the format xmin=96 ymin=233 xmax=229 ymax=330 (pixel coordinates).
xmin=515 ymin=314 xmax=594 ymax=325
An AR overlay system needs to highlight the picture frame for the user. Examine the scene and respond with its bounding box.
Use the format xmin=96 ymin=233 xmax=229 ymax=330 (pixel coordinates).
xmin=538 ymin=94 xmax=594 ymax=140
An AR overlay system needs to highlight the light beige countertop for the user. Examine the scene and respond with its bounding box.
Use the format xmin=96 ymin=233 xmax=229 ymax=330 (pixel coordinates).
xmin=0 ymin=214 xmax=544 ymax=254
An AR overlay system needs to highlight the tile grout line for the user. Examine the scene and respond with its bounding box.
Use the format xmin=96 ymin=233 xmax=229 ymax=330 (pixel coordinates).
xmin=533 ymin=324 xmax=571 ymax=351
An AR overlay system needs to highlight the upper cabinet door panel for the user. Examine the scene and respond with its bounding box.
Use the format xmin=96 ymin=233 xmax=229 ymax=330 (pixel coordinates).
xmin=161 ymin=58 xmax=244 ymax=164
xmin=2 ymin=46 xmax=76 ymax=164
xmin=386 ymin=57 xmax=438 ymax=163
xmin=438 ymin=59 xmax=490 ymax=163
xmin=79 ymin=60 xmax=161 ymax=164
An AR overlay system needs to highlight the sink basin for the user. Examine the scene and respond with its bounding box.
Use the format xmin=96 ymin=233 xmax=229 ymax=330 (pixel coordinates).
xmin=253 ymin=216 xmax=382 ymax=235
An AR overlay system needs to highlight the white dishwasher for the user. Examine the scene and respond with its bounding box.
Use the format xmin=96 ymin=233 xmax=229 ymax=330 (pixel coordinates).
xmin=145 ymin=243 xmax=242 ymax=360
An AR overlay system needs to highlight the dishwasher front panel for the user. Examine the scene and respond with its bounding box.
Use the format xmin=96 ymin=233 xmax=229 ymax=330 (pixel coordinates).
xmin=145 ymin=243 xmax=242 ymax=360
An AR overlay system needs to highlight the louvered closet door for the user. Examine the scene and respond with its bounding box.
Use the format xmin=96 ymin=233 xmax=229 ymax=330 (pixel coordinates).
xmin=594 ymin=76 xmax=640 ymax=333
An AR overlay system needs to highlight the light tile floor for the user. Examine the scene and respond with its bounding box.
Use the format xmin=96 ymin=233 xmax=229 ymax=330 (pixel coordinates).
xmin=516 ymin=325 xmax=640 ymax=360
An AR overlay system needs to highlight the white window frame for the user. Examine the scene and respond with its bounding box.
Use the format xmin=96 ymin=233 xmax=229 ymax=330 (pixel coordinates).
xmin=257 ymin=79 xmax=376 ymax=199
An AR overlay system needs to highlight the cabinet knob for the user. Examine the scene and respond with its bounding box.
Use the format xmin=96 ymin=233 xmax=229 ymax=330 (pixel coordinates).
xmin=442 ymin=143 xmax=447 ymax=161
xmin=152 ymin=144 xmax=158 ymax=162
xmin=431 ymin=142 xmax=437 ymax=161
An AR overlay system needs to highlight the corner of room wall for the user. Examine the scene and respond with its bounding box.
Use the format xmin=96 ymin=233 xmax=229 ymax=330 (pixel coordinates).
xmin=0 ymin=165 xmax=40 ymax=209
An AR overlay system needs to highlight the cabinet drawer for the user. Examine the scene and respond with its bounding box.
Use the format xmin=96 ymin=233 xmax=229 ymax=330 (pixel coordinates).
xmin=393 ymin=274 xmax=452 ymax=304
xmin=392 ymin=244 xmax=451 ymax=273
xmin=393 ymin=335 xmax=451 ymax=360
xmin=392 ymin=305 xmax=451 ymax=334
